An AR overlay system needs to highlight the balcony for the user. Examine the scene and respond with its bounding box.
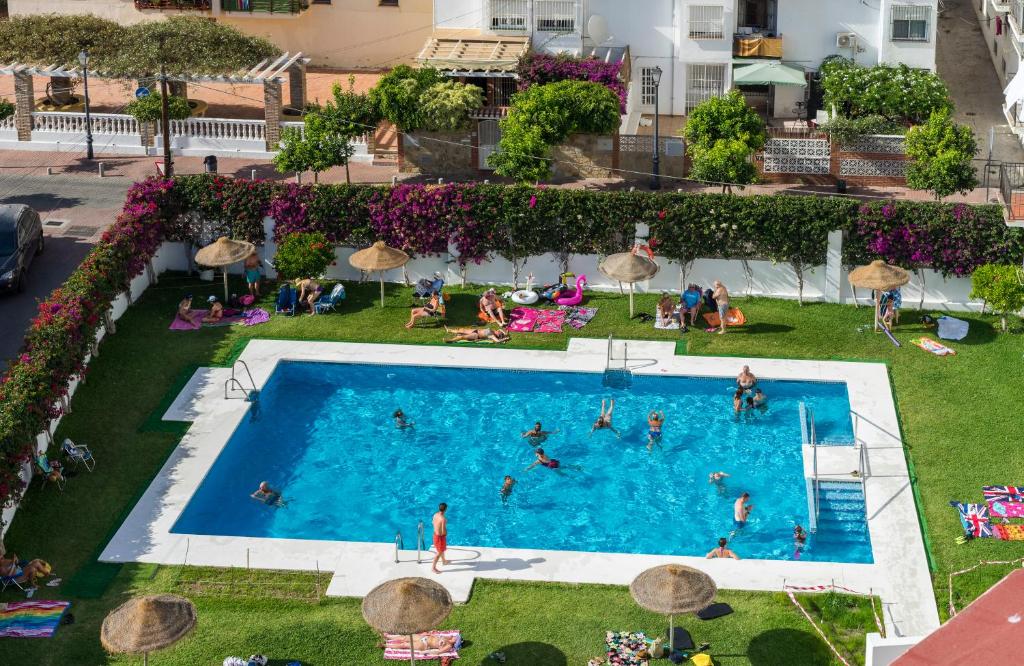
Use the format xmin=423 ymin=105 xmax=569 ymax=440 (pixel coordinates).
xmin=220 ymin=0 xmax=308 ymax=14
xmin=734 ymin=35 xmax=783 ymax=58
xmin=134 ymin=0 xmax=211 ymax=10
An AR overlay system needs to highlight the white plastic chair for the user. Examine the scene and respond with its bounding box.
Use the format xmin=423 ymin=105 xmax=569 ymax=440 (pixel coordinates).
xmin=62 ymin=438 xmax=95 ymax=472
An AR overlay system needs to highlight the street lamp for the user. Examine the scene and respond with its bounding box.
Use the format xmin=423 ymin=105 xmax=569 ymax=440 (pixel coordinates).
xmin=649 ymin=65 xmax=663 ymax=190
xmin=78 ymin=50 xmax=94 ymax=160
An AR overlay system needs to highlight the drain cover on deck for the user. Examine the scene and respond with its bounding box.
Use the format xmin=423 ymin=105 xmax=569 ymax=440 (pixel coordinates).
xmin=44 ymin=219 xmax=68 ymax=228
xmin=64 ymin=225 xmax=98 ymax=238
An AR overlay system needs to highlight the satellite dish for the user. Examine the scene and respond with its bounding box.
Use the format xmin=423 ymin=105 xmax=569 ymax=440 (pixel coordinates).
xmin=587 ymin=14 xmax=610 ymax=45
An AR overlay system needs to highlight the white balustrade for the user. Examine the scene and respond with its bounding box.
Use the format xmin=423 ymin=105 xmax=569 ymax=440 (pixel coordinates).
xmin=32 ymin=112 xmax=140 ymax=136
xmin=166 ymin=117 xmax=267 ymax=141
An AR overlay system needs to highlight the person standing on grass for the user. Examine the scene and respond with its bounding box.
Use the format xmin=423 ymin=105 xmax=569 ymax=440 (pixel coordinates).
xmin=431 ymin=503 xmax=449 ymax=574
xmin=244 ymin=252 xmax=262 ymax=298
xmin=712 ymin=280 xmax=730 ymax=334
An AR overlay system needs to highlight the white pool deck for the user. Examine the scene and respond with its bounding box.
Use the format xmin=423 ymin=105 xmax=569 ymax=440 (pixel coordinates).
xmin=99 ymin=338 xmax=939 ymax=638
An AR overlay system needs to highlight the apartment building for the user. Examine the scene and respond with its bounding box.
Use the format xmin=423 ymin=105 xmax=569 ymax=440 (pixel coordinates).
xmin=5 ymin=0 xmax=433 ymax=69
xmin=977 ymin=0 xmax=1024 ymax=139
xmin=420 ymin=0 xmax=939 ymax=131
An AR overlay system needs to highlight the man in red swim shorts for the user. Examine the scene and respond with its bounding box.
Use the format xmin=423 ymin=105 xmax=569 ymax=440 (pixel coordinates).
xmin=432 ymin=502 xmax=449 ymax=574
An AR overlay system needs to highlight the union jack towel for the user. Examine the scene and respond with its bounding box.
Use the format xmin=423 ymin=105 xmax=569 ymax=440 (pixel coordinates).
xmin=950 ymin=502 xmax=992 ymax=538
xmin=982 ymin=485 xmax=1024 ymax=503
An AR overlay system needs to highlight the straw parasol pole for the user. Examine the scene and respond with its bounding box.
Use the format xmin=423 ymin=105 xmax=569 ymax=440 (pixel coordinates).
xmin=194 ymin=236 xmax=256 ymax=302
xmin=630 ymin=564 xmax=717 ymax=652
xmin=101 ymin=594 xmax=197 ymax=666
xmin=847 ymin=260 xmax=910 ymax=332
xmin=599 ymin=252 xmax=660 ymax=317
xmin=349 ymin=241 xmax=411 ymax=308
xmin=362 ymin=577 xmax=453 ymax=666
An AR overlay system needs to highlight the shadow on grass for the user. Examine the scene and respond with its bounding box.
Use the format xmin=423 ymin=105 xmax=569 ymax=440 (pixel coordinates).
xmin=746 ymin=627 xmax=832 ymax=665
xmin=479 ymin=641 xmax=566 ymax=665
xmin=739 ymin=323 xmax=796 ymax=335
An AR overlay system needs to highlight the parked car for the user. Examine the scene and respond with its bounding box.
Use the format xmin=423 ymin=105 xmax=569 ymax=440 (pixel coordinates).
xmin=0 ymin=204 xmax=44 ymax=293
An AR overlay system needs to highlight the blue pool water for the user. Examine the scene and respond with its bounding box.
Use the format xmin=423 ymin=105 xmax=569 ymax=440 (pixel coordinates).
xmin=172 ymin=361 xmax=872 ymax=563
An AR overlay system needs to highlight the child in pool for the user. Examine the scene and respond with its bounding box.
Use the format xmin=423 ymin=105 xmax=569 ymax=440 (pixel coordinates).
xmin=525 ymin=448 xmax=560 ymax=471
xmin=500 ymin=475 xmax=516 ymax=503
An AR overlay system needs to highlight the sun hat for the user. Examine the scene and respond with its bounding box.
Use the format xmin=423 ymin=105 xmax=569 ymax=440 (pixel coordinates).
xmin=207 ymin=295 xmax=217 ymax=303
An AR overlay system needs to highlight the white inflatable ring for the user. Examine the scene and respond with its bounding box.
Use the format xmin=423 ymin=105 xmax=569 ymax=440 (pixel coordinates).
xmin=511 ymin=290 xmax=539 ymax=305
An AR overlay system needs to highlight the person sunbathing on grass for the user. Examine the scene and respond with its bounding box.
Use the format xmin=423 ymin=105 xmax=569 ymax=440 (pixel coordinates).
xmin=444 ymin=326 xmax=509 ymax=344
xmin=406 ymin=292 xmax=441 ymax=329
xmin=177 ymin=294 xmax=200 ymax=325
xmin=382 ymin=633 xmax=456 ymax=655
xmin=202 ymin=295 xmax=224 ymax=324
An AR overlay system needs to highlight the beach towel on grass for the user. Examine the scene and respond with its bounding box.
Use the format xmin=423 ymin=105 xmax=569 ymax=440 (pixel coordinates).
xmin=0 ymin=600 xmax=70 ymax=638
xmin=989 ymin=499 xmax=1024 ymax=518
xmin=169 ymin=310 xmax=207 ymax=330
xmin=937 ymin=316 xmax=969 ymax=341
xmin=508 ymin=307 xmax=540 ymax=332
xmin=983 ymin=485 xmax=1024 ymax=503
xmin=950 ymin=501 xmax=992 ymax=538
xmin=606 ymin=631 xmax=649 ymax=666
xmin=383 ymin=630 xmax=460 ymax=660
xmin=559 ymin=306 xmax=598 ymax=329
xmin=534 ymin=309 xmax=566 ymax=333
xmin=703 ymin=308 xmax=746 ymax=328
xmin=993 ymin=524 xmax=1024 ymax=541
xmin=241 ymin=308 xmax=270 ymax=326
xmin=911 ymin=337 xmax=956 ymax=356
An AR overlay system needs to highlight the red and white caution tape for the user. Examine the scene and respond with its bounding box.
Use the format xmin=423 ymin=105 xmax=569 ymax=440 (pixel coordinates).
xmin=784 ymin=582 xmax=886 ymax=637
xmin=785 ymin=590 xmax=852 ymax=666
xmin=948 ymin=558 xmax=1024 ymax=617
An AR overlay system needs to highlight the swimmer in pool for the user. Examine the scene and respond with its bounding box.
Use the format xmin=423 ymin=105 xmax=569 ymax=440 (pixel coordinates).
xmin=522 ymin=422 xmax=557 ymax=445
xmin=591 ymin=399 xmax=621 ymax=438
xmin=793 ymin=524 xmax=808 ymax=559
xmin=752 ymin=388 xmax=767 ymax=408
xmin=393 ymin=409 xmax=414 ymax=429
xmin=250 ymin=481 xmax=285 ymax=507
xmin=524 ymin=448 xmax=561 ymax=471
xmin=732 ymin=492 xmax=753 ymax=534
xmin=500 ymin=475 xmax=516 ymax=503
xmin=647 ymin=410 xmax=665 ymax=452
xmin=709 ymin=471 xmax=730 ymax=484
xmin=706 ymin=537 xmax=740 ymax=560
xmin=737 ymin=365 xmax=757 ymax=391
xmin=733 ymin=389 xmax=747 ymax=413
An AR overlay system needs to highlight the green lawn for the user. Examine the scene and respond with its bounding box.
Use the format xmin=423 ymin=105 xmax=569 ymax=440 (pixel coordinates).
xmin=2 ymin=275 xmax=1018 ymax=664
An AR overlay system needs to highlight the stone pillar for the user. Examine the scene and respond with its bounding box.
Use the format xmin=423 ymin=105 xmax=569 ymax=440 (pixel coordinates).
xmin=288 ymin=62 xmax=307 ymax=111
xmin=824 ymin=229 xmax=844 ymax=304
xmin=13 ymin=72 xmax=34 ymax=141
xmin=140 ymin=121 xmax=155 ymax=150
xmin=264 ymin=80 xmax=283 ymax=151
xmin=168 ymin=80 xmax=188 ymax=100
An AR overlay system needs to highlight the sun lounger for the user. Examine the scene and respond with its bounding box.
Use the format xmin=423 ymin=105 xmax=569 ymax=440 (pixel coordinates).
xmin=34 ymin=455 xmax=64 ymax=492
xmin=314 ymin=284 xmax=346 ymax=314
xmin=275 ymin=284 xmax=297 ymax=316
xmin=61 ymin=439 xmax=95 ymax=472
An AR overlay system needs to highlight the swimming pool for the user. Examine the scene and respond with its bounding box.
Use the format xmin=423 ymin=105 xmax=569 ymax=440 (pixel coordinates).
xmin=171 ymin=361 xmax=872 ymax=563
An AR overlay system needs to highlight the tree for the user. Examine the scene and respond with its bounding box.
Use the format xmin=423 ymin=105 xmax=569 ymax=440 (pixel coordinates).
xmin=368 ymin=65 xmax=445 ymax=131
xmin=419 ymin=81 xmax=484 ymax=131
xmin=275 ymin=77 xmax=381 ymax=183
xmin=819 ymin=60 xmax=952 ymax=123
xmin=970 ymin=264 xmax=1024 ymax=332
xmin=905 ymin=109 xmax=978 ymax=199
xmin=0 ymin=99 xmax=13 ymax=122
xmin=683 ymin=90 xmax=766 ymax=191
xmin=491 ymin=80 xmax=621 ymax=182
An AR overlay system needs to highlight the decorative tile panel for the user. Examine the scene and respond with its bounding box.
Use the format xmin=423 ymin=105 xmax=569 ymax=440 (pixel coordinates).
xmin=763 ymin=137 xmax=831 ymax=158
xmin=763 ymin=156 xmax=831 ymax=174
xmin=839 ymin=158 xmax=907 ymax=177
xmin=840 ymin=135 xmax=906 ymax=154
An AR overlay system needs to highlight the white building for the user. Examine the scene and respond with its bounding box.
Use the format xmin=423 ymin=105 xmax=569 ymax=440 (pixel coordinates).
xmin=422 ymin=0 xmax=939 ymax=132
xmin=978 ymin=0 xmax=1024 ymax=142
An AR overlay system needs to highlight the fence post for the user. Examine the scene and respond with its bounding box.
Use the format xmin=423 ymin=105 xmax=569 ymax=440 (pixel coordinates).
xmin=824 ymin=230 xmax=844 ymax=304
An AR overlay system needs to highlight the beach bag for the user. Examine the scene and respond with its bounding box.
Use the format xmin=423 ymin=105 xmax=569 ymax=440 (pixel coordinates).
xmin=702 ymin=289 xmax=716 ymax=310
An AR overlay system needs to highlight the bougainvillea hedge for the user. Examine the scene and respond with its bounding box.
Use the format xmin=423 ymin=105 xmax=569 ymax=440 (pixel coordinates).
xmin=0 ymin=175 xmax=1021 ymax=513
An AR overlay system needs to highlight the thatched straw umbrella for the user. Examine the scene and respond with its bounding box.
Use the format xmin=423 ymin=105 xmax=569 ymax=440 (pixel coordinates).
xmin=349 ymin=241 xmax=410 ymax=307
xmin=194 ymin=236 xmax=256 ymax=302
xmin=848 ymin=259 xmax=910 ymax=332
xmin=599 ymin=252 xmax=660 ymax=318
xmin=630 ymin=564 xmax=717 ymax=652
xmin=362 ymin=577 xmax=453 ymax=666
xmin=101 ymin=594 xmax=197 ymax=666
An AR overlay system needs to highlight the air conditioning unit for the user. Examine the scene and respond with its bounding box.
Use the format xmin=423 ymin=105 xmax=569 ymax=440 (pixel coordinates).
xmin=836 ymin=32 xmax=857 ymax=48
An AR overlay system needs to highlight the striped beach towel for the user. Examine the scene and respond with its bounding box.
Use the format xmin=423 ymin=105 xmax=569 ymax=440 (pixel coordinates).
xmin=383 ymin=630 xmax=461 ymax=660
xmin=0 ymin=600 xmax=70 ymax=638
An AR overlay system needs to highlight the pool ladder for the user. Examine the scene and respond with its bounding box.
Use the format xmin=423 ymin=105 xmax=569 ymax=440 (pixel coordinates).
xmin=603 ymin=334 xmax=633 ymax=388
xmin=224 ymin=360 xmax=258 ymax=401
xmin=394 ymin=521 xmax=428 ymax=564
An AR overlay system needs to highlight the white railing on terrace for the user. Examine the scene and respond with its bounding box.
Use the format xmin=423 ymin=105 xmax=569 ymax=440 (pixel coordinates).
xmin=32 ymin=112 xmax=140 ymax=136
xmin=0 ymin=114 xmax=15 ymax=131
xmin=488 ymin=0 xmax=529 ymax=31
xmin=166 ymin=117 xmax=266 ymax=141
xmin=535 ymin=0 xmax=578 ymax=32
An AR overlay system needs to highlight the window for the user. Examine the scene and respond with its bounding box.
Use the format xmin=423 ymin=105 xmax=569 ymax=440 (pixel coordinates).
xmin=891 ymin=4 xmax=930 ymax=41
xmin=689 ymin=5 xmax=724 ymax=40
xmin=493 ymin=77 xmax=517 ymax=106
xmin=535 ymin=0 xmax=576 ymax=32
xmin=685 ymin=63 xmax=725 ymax=113
xmin=378 ymin=0 xmax=397 ymax=5
xmin=640 ymin=67 xmax=658 ymax=106
xmin=489 ymin=0 xmax=528 ymax=31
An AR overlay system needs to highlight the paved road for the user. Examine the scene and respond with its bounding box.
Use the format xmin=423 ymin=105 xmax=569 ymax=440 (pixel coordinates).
xmin=0 ymin=174 xmax=131 ymax=363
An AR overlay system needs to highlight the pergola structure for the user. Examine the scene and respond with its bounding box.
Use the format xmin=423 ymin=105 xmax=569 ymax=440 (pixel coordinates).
xmin=0 ymin=52 xmax=310 ymax=150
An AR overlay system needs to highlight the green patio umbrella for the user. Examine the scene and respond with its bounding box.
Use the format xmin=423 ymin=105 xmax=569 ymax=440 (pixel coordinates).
xmin=733 ymin=61 xmax=808 ymax=87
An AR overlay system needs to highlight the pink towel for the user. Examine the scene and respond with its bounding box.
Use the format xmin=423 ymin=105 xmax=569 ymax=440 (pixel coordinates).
xmin=508 ymin=307 xmax=540 ymax=332
xmin=534 ymin=309 xmax=567 ymax=333
xmin=383 ymin=630 xmax=461 ymax=660
xmin=169 ymin=310 xmax=207 ymax=330
xmin=989 ymin=499 xmax=1024 ymax=518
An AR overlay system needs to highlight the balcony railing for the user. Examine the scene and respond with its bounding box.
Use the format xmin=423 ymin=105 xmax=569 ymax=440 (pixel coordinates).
xmin=134 ymin=0 xmax=212 ymax=9
xmin=734 ymin=35 xmax=783 ymax=58
xmin=220 ymin=0 xmax=307 ymax=14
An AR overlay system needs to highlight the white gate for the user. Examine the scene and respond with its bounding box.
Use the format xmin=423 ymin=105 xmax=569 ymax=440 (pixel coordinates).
xmin=478 ymin=119 xmax=500 ymax=170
